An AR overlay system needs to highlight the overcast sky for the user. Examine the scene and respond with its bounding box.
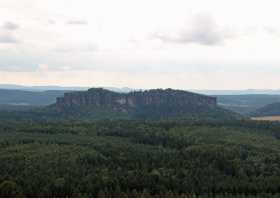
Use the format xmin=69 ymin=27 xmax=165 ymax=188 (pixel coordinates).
xmin=0 ymin=0 xmax=280 ymax=89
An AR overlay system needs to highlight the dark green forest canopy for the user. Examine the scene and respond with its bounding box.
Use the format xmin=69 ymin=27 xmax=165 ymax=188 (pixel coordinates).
xmin=0 ymin=105 xmax=241 ymax=122
xmin=0 ymin=120 xmax=280 ymax=197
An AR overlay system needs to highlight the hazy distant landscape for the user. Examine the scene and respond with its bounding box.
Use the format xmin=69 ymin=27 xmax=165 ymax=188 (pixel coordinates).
xmin=1 ymin=0 xmax=280 ymax=197
xmin=1 ymin=85 xmax=280 ymax=117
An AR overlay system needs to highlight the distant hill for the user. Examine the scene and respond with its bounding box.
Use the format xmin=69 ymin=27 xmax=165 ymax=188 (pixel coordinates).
xmin=0 ymin=89 xmax=67 ymax=106
xmin=0 ymin=84 xmax=89 ymax=91
xmin=252 ymin=102 xmax=280 ymax=117
xmin=194 ymin=89 xmax=280 ymax=95
xmin=0 ymin=87 xmax=135 ymax=107
xmin=216 ymin=95 xmax=280 ymax=115
xmin=0 ymin=84 xmax=134 ymax=92
xmin=1 ymin=84 xmax=280 ymax=94
xmin=49 ymin=88 xmax=239 ymax=121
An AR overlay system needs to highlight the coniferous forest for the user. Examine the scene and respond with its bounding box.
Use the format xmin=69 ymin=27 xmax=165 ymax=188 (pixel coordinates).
xmin=0 ymin=119 xmax=280 ymax=198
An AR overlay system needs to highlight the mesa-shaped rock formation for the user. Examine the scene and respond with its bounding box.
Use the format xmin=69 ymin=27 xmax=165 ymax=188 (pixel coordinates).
xmin=56 ymin=88 xmax=217 ymax=109
xmin=50 ymin=88 xmax=239 ymax=120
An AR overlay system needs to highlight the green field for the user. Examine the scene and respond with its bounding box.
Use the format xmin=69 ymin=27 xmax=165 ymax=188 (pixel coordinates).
xmin=251 ymin=116 xmax=280 ymax=121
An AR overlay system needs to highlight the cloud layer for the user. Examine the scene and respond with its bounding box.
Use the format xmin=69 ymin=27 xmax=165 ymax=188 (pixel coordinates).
xmin=0 ymin=0 xmax=280 ymax=89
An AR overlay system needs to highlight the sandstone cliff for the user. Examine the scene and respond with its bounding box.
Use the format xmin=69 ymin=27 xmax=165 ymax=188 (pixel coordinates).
xmin=51 ymin=88 xmax=241 ymax=120
xmin=56 ymin=88 xmax=217 ymax=110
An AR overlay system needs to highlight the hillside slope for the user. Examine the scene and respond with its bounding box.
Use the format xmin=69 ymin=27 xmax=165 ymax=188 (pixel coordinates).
xmin=216 ymin=94 xmax=280 ymax=115
xmin=252 ymin=102 xmax=280 ymax=116
xmin=0 ymin=89 xmax=66 ymax=106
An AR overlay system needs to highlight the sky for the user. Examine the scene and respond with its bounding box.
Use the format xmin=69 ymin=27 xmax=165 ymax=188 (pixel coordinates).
xmin=0 ymin=0 xmax=280 ymax=90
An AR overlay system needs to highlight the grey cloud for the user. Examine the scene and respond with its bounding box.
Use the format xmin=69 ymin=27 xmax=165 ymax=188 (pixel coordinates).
xmin=264 ymin=26 xmax=280 ymax=36
xmin=66 ymin=20 xmax=88 ymax=25
xmin=0 ymin=21 xmax=20 ymax=44
xmin=152 ymin=15 xmax=234 ymax=46
xmin=0 ymin=34 xmax=18 ymax=43
xmin=3 ymin=22 xmax=20 ymax=30
xmin=53 ymin=43 xmax=98 ymax=53
xmin=48 ymin=19 xmax=56 ymax=25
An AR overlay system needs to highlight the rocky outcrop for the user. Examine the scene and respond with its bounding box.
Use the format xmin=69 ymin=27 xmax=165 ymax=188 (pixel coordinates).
xmin=55 ymin=88 xmax=217 ymax=110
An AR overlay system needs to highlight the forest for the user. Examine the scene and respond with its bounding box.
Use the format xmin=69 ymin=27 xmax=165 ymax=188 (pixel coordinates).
xmin=0 ymin=119 xmax=280 ymax=197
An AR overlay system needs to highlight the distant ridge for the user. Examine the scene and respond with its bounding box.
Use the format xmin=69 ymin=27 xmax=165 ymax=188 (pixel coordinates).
xmin=0 ymin=86 xmax=135 ymax=106
xmin=252 ymin=102 xmax=280 ymax=117
xmin=0 ymin=84 xmax=134 ymax=92
xmin=0 ymin=89 xmax=66 ymax=106
xmin=193 ymin=89 xmax=280 ymax=95
xmin=0 ymin=84 xmax=279 ymax=95
xmin=0 ymin=84 xmax=89 ymax=91
xmin=216 ymin=94 xmax=280 ymax=115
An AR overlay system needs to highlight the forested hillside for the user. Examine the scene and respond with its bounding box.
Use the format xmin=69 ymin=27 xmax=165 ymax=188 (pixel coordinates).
xmin=252 ymin=102 xmax=280 ymax=117
xmin=217 ymin=95 xmax=280 ymax=115
xmin=0 ymin=120 xmax=280 ymax=197
xmin=0 ymin=89 xmax=66 ymax=106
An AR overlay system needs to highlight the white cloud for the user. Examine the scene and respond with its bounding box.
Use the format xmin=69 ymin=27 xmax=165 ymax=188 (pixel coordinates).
xmin=152 ymin=14 xmax=235 ymax=46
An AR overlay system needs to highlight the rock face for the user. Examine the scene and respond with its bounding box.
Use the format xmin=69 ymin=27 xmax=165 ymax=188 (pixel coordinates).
xmin=56 ymin=88 xmax=217 ymax=110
